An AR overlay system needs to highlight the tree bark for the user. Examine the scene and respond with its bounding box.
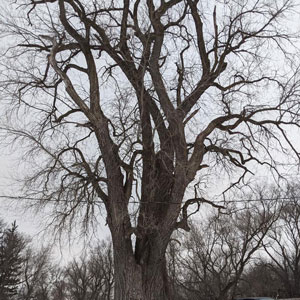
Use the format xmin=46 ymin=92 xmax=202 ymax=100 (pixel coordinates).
xmin=112 ymin=231 xmax=172 ymax=300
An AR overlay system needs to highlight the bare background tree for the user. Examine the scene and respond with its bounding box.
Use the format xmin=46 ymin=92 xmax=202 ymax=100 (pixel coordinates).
xmin=261 ymin=185 xmax=300 ymax=298
xmin=1 ymin=0 xmax=300 ymax=299
xmin=62 ymin=241 xmax=114 ymax=300
xmin=166 ymin=195 xmax=281 ymax=300
xmin=18 ymin=246 xmax=56 ymax=300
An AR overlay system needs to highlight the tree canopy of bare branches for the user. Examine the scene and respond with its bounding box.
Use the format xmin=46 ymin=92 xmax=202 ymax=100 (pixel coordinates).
xmin=1 ymin=0 xmax=300 ymax=299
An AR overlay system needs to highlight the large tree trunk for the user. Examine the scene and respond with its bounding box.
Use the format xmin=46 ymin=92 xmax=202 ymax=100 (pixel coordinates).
xmin=111 ymin=231 xmax=173 ymax=300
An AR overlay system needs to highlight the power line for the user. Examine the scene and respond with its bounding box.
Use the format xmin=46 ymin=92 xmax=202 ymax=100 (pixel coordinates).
xmin=0 ymin=195 xmax=299 ymax=205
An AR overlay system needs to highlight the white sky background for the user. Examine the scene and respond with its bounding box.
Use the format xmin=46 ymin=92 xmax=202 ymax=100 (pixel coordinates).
xmin=1 ymin=0 xmax=300 ymax=262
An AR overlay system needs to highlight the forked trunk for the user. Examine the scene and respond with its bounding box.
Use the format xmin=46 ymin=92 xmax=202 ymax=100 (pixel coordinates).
xmin=112 ymin=233 xmax=172 ymax=300
xmin=113 ymin=255 xmax=171 ymax=300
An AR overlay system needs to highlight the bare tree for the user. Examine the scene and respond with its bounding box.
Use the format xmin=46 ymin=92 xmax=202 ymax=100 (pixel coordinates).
xmin=50 ymin=275 xmax=68 ymax=300
xmin=65 ymin=258 xmax=90 ymax=300
xmin=18 ymin=247 xmax=54 ymax=300
xmin=62 ymin=240 xmax=113 ymax=300
xmin=174 ymin=199 xmax=280 ymax=300
xmin=88 ymin=242 xmax=114 ymax=300
xmin=1 ymin=0 xmax=300 ymax=299
xmin=263 ymin=184 xmax=300 ymax=298
xmin=237 ymin=261 xmax=281 ymax=298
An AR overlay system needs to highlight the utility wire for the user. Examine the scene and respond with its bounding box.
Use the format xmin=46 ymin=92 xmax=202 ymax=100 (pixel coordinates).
xmin=0 ymin=195 xmax=299 ymax=205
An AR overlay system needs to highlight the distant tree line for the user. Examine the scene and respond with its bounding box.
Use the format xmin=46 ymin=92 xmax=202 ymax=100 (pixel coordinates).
xmin=168 ymin=184 xmax=300 ymax=300
xmin=1 ymin=184 xmax=300 ymax=300
xmin=0 ymin=221 xmax=114 ymax=300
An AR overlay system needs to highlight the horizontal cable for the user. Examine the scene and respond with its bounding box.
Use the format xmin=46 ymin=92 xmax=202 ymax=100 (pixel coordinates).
xmin=0 ymin=195 xmax=299 ymax=205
